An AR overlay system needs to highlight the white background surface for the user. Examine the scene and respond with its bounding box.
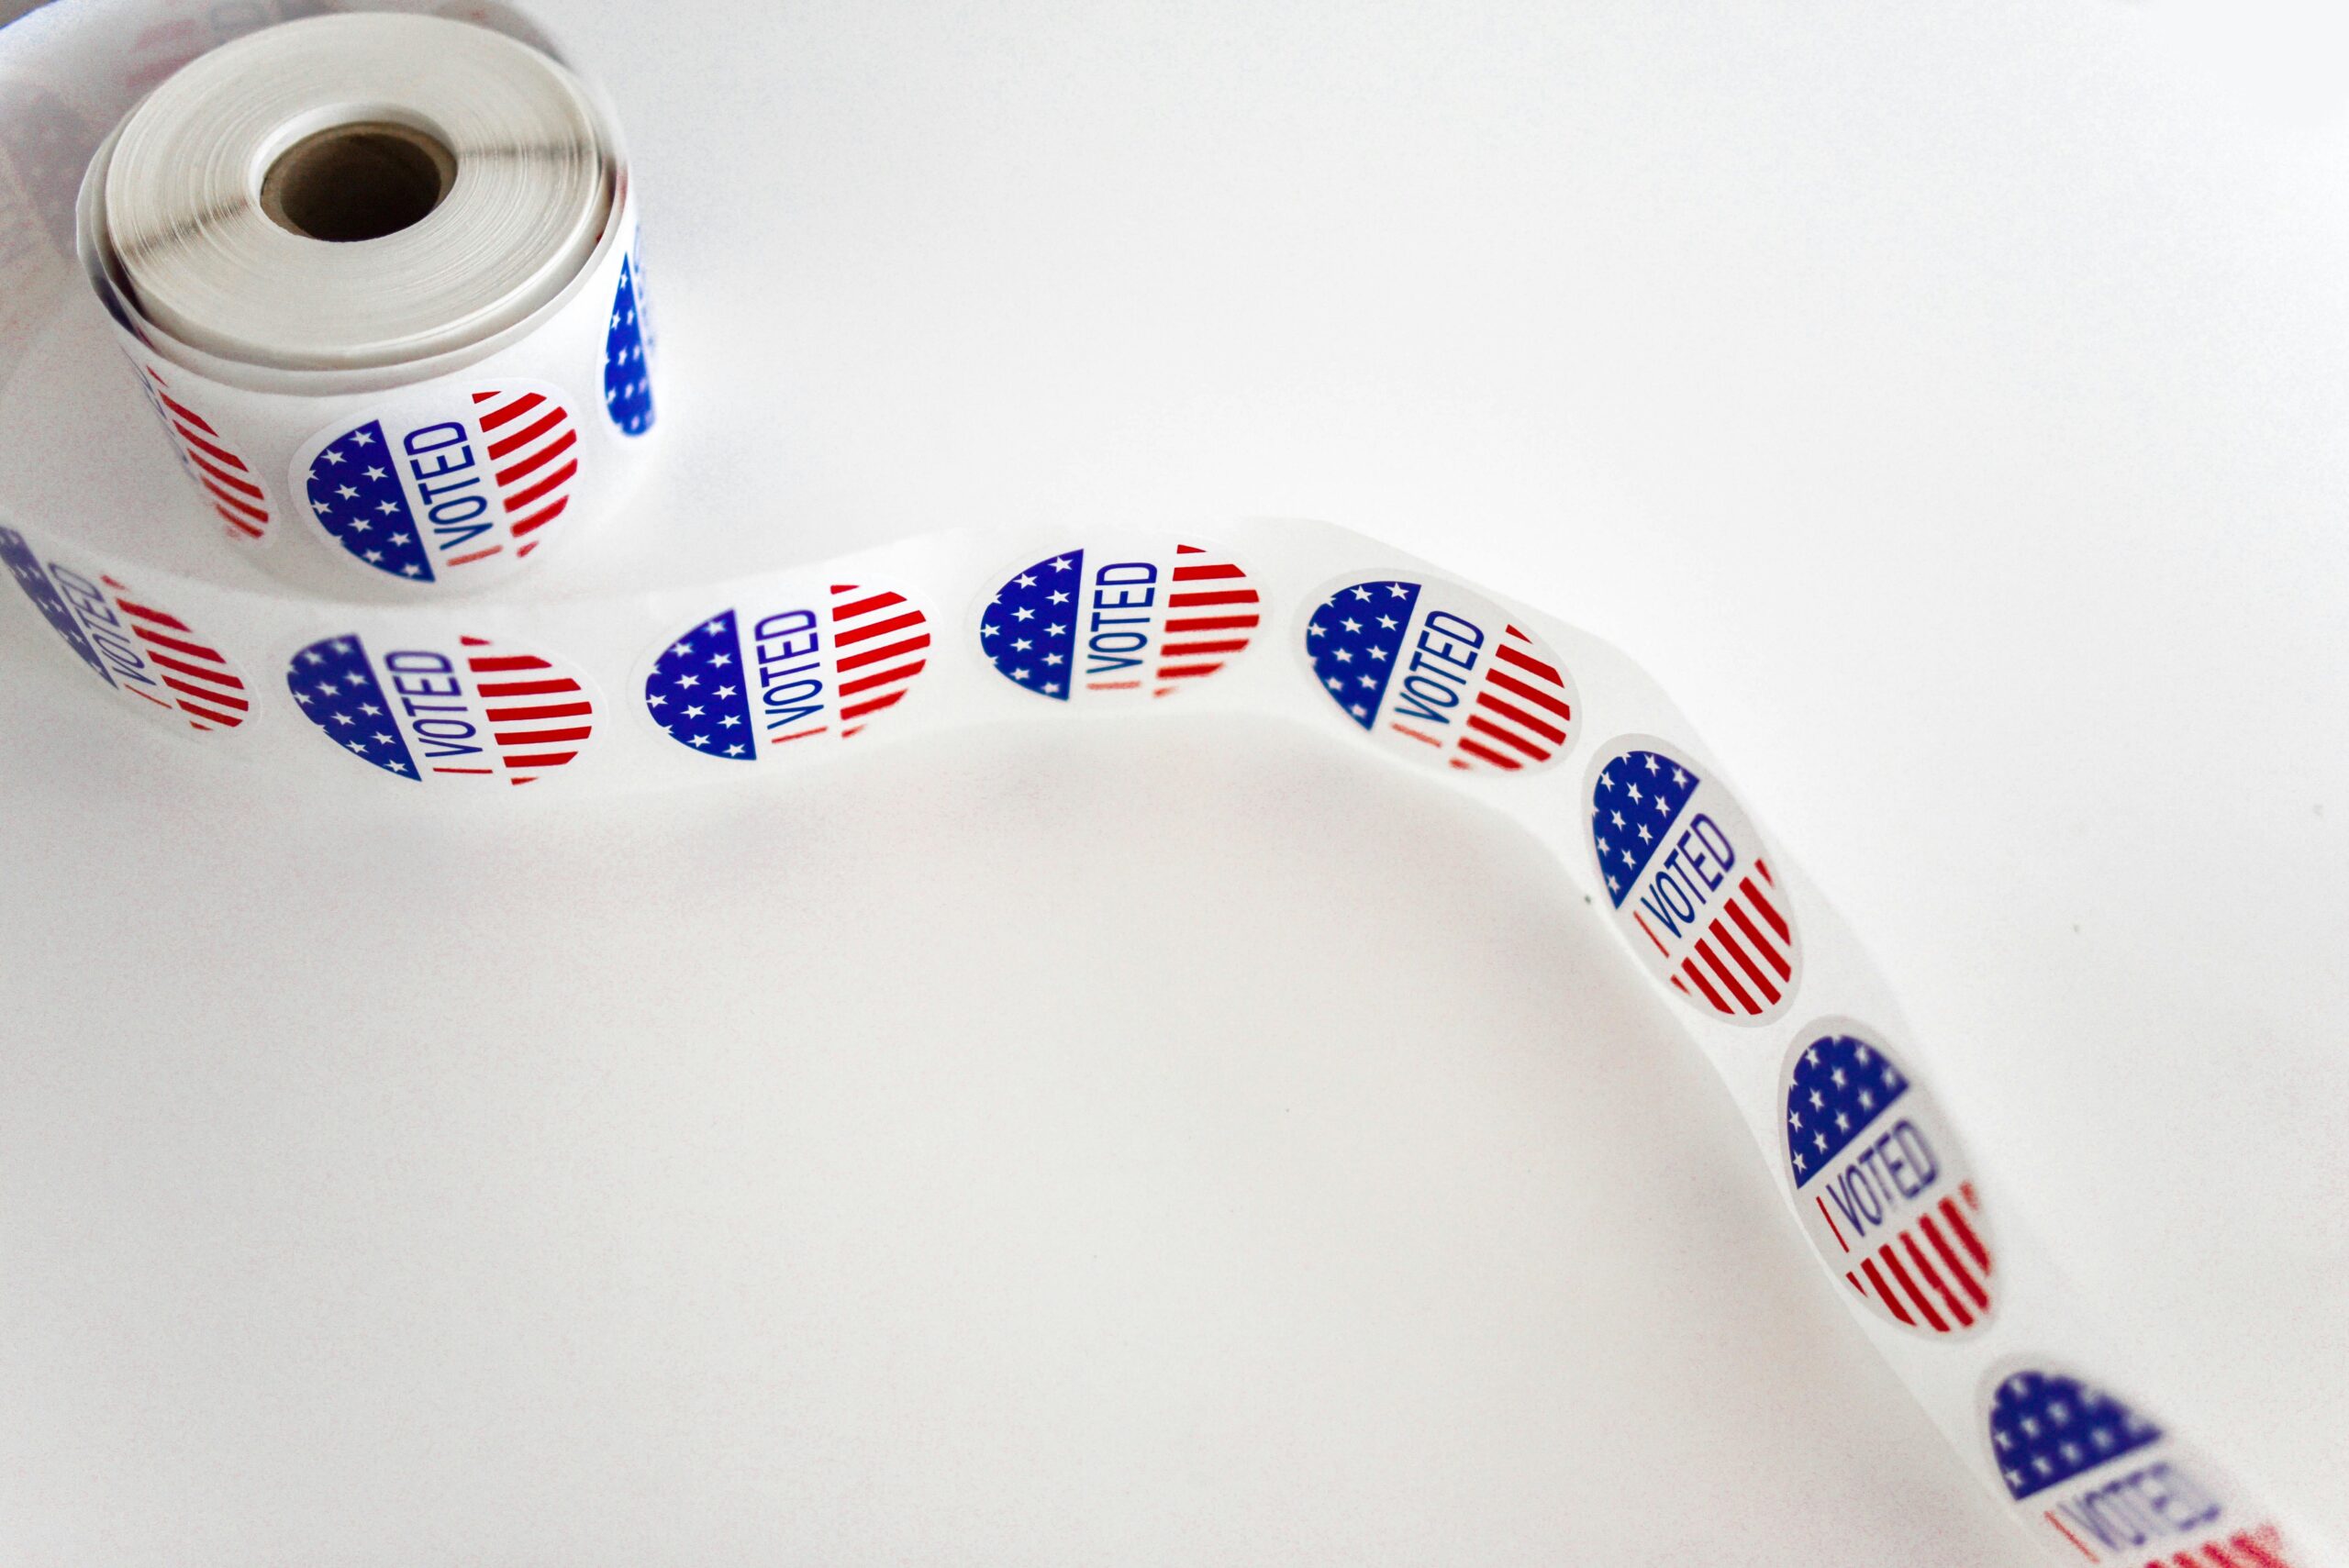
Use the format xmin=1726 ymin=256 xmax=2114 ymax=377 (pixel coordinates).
xmin=3 ymin=0 xmax=2345 ymax=1562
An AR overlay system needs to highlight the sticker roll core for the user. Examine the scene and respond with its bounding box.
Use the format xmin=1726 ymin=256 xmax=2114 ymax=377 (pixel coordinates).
xmin=73 ymin=11 xmax=656 ymax=596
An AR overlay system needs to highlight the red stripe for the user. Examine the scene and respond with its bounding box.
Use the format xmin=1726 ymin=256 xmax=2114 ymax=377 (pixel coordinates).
xmin=153 ymin=389 xmax=217 ymax=437
xmin=832 ymin=590 xmax=906 ymax=620
xmin=112 ymin=597 xmax=189 ymax=632
xmin=494 ymin=427 xmax=577 ymax=490
xmin=1742 ymin=873 xmax=1791 ymax=942
xmin=1899 ymin=1230 xmax=1971 ymax=1329
xmin=1388 ymin=723 xmax=1442 ymax=749
xmin=1695 ymin=937 xmax=1760 ymax=1013
xmin=1631 ymin=911 xmax=1670 ymax=957
xmin=1171 ymin=562 xmax=1245 ymax=582
xmin=768 ymin=725 xmax=829 ymax=744
xmin=835 ymin=633 xmax=930 ymax=673
xmin=501 ymin=751 xmax=577 ymax=772
xmin=1161 ymin=639 xmax=1250 ymax=657
xmin=1167 ymin=588 xmax=1258 ymax=608
xmin=1878 ymin=1245 xmax=1948 ymax=1332
xmin=468 ymin=654 xmax=550 ymax=673
xmin=1473 ymin=687 xmax=1565 ymax=745
xmin=507 ymin=496 xmax=568 ymax=539
xmin=215 ymin=506 xmax=264 ymax=539
xmin=174 ymin=697 xmax=243 ymax=727
xmin=2228 ymin=1529 xmax=2299 ymax=1568
xmin=147 ymin=651 xmax=242 ymax=691
xmin=1940 ymin=1195 xmax=1991 ymax=1271
xmin=1493 ymin=638 xmax=1564 ymax=686
xmin=475 ymin=391 xmax=545 ymax=432
xmin=173 ymin=421 xmax=249 ymax=473
xmin=1453 ymin=735 xmax=1523 ymax=770
xmin=161 ymin=674 xmax=246 ymax=710
xmin=502 ymin=456 xmax=576 ymax=513
xmin=486 ymin=406 xmax=564 ymax=462
xmin=196 ymin=474 xmax=268 ymax=521
xmin=186 ymin=447 xmax=263 ymax=498
xmin=1483 ymin=667 xmax=1574 ymax=725
xmin=1155 ymin=662 xmax=1225 ymax=680
xmin=835 ymin=608 xmax=923 ymax=648
xmin=839 ymin=688 xmax=907 ymax=721
xmin=1163 ymin=616 xmax=1258 ymax=634
xmin=839 ymin=659 xmax=925 ymax=697
xmin=1726 ymin=898 xmax=1792 ymax=980
xmin=444 ymin=545 xmax=503 ymax=566
xmin=474 ymin=678 xmax=576 ymax=697
xmin=1464 ymin=711 xmax=1550 ymax=762
xmin=1678 ymin=956 xmax=1731 ymax=1014
xmin=1815 ymin=1195 xmax=1849 ymax=1253
xmin=1859 ymin=1258 xmax=1915 ymax=1326
xmin=122 ymin=684 xmax=170 ymax=707
xmin=2040 ymin=1510 xmax=2101 ymax=1562
xmin=495 ymin=726 xmax=591 ymax=746
xmin=131 ymin=626 xmax=225 ymax=663
xmin=1708 ymin=913 xmax=1781 ymax=1002
xmin=1919 ymin=1212 xmax=1988 ymax=1309
xmin=484 ymin=701 xmax=593 ymax=722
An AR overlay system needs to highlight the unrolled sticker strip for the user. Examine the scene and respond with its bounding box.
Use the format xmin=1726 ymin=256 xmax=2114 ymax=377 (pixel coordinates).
xmin=2 ymin=509 xmax=2332 ymax=1564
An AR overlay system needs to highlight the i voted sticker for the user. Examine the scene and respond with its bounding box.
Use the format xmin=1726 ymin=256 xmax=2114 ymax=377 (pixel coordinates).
xmin=643 ymin=582 xmax=930 ymax=758
xmin=1782 ymin=1023 xmax=1992 ymax=1336
xmin=979 ymin=541 xmax=1259 ymax=702
xmin=292 ymin=382 xmax=579 ymax=585
xmin=1985 ymin=1367 xmax=2308 ymax=1566
xmin=1586 ymin=738 xmax=1798 ymax=1023
xmin=1300 ymin=574 xmax=1576 ymax=773
xmin=1 ymin=527 xmax=249 ymax=733
xmin=286 ymin=631 xmax=595 ymax=784
xmin=135 ymin=365 xmax=271 ymax=542
xmin=602 ymin=239 xmax=654 ymax=437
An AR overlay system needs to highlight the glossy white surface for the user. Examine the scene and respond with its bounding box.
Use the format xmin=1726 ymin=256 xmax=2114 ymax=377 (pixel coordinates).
xmin=3 ymin=0 xmax=2343 ymax=1560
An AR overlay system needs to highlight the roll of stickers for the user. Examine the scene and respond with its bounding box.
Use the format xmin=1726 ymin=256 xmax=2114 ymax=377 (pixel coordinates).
xmin=0 ymin=3 xmax=2332 ymax=1563
xmin=73 ymin=9 xmax=653 ymax=596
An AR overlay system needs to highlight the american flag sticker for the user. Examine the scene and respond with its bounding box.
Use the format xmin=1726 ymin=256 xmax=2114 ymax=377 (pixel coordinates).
xmin=1301 ymin=574 xmax=1576 ymax=773
xmin=1781 ymin=1024 xmax=1992 ymax=1336
xmin=1587 ymin=738 xmax=1800 ymax=1023
xmin=0 ymin=528 xmax=250 ymax=732
xmin=603 ymin=241 xmax=654 ymax=437
xmin=292 ymin=382 xmax=579 ymax=584
xmin=285 ymin=632 xmax=596 ymax=784
xmin=135 ymin=366 xmax=271 ymax=542
xmin=643 ymin=584 xmax=930 ymax=758
xmin=1985 ymin=1367 xmax=2306 ymax=1566
xmin=981 ymin=542 xmax=1260 ymax=702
